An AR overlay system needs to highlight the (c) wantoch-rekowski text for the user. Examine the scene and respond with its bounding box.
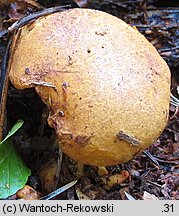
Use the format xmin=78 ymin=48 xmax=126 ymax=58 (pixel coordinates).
xmin=17 ymin=203 xmax=114 ymax=213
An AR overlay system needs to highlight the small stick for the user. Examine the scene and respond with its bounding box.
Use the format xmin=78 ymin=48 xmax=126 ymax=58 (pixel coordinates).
xmin=143 ymin=150 xmax=160 ymax=167
xmin=132 ymin=23 xmax=179 ymax=29
xmin=117 ymin=131 xmax=141 ymax=146
xmin=9 ymin=5 xmax=71 ymax=32
xmin=0 ymin=37 xmax=12 ymax=140
xmin=0 ymin=5 xmax=71 ymax=38
xmin=31 ymin=81 xmax=56 ymax=88
xmin=40 ymin=180 xmax=77 ymax=200
xmin=154 ymin=158 xmax=178 ymax=164
xmin=170 ymin=93 xmax=179 ymax=107
xmin=146 ymin=179 xmax=163 ymax=188
xmin=124 ymin=191 xmax=136 ymax=200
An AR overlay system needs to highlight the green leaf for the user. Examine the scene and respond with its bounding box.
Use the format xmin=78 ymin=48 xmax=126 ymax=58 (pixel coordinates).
xmin=0 ymin=119 xmax=24 ymax=145
xmin=0 ymin=120 xmax=31 ymax=199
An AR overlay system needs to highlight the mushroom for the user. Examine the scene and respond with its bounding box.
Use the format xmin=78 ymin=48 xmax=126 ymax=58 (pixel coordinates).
xmin=8 ymin=8 xmax=171 ymax=166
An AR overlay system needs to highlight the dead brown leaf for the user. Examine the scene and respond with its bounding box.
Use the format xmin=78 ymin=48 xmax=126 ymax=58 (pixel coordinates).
xmin=16 ymin=185 xmax=41 ymax=200
xmin=105 ymin=171 xmax=129 ymax=189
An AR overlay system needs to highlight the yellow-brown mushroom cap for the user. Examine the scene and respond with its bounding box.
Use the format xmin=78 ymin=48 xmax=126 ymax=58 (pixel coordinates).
xmin=9 ymin=8 xmax=171 ymax=166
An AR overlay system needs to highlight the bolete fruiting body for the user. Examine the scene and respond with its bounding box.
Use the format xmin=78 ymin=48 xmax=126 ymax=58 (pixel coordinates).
xmin=9 ymin=8 xmax=171 ymax=166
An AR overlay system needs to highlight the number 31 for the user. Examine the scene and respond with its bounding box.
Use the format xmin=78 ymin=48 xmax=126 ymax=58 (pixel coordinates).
xmin=163 ymin=204 xmax=174 ymax=212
